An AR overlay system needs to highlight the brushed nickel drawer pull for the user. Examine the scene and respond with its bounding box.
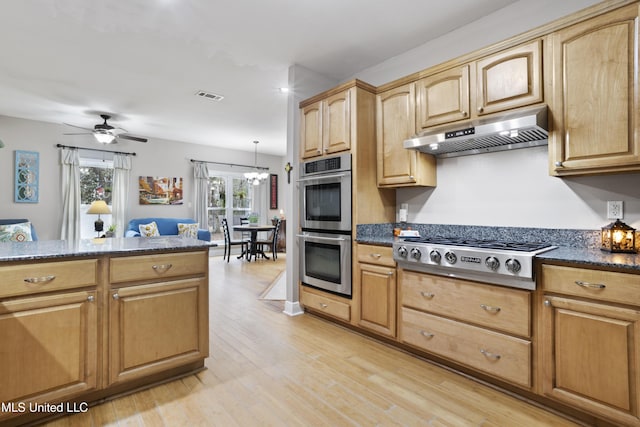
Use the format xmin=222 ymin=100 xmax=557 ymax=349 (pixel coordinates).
xmin=480 ymin=304 xmax=501 ymax=313
xmin=319 ymin=303 xmax=328 ymax=309
xmin=480 ymin=349 xmax=501 ymax=360
xmin=575 ymin=280 xmax=606 ymax=289
xmin=112 ymin=293 xmax=120 ymax=300
xmin=24 ymin=275 xmax=56 ymax=284
xmin=370 ymin=253 xmax=382 ymax=259
xmin=420 ymin=330 xmax=434 ymax=338
xmin=152 ymin=263 xmax=173 ymax=273
xmin=420 ymin=291 xmax=435 ymax=299
xmin=87 ymin=295 xmax=95 ymax=302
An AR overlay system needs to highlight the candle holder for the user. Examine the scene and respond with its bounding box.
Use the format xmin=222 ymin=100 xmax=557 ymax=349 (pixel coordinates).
xmin=601 ymin=219 xmax=636 ymax=253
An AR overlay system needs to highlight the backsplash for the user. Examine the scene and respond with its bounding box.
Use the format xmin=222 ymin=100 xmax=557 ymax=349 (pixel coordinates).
xmin=357 ymin=223 xmax=607 ymax=250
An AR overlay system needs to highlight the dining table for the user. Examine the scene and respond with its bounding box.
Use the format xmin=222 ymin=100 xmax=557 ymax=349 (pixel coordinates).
xmin=233 ymin=224 xmax=276 ymax=261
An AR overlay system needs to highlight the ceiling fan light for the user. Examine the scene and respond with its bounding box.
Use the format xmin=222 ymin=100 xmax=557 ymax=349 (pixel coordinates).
xmin=94 ymin=132 xmax=115 ymax=144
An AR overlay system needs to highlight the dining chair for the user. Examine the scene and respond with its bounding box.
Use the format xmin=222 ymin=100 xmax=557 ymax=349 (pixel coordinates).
xmin=221 ymin=218 xmax=249 ymax=262
xmin=255 ymin=219 xmax=281 ymax=261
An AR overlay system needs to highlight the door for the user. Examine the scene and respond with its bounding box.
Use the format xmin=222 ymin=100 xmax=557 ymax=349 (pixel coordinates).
xmin=358 ymin=262 xmax=396 ymax=337
xmin=301 ymin=101 xmax=323 ymax=159
xmin=416 ymin=65 xmax=470 ymax=129
xmin=323 ymin=89 xmax=351 ymax=155
xmin=541 ymin=295 xmax=640 ymax=425
xmin=299 ymin=232 xmax=352 ymax=297
xmin=208 ymin=175 xmax=255 ymax=241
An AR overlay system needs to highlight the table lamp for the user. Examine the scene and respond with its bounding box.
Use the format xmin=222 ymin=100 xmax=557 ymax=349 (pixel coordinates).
xmin=87 ymin=200 xmax=111 ymax=235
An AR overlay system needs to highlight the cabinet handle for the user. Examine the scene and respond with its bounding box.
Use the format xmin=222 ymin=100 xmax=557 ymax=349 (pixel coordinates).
xmin=319 ymin=303 xmax=328 ymax=309
xmin=420 ymin=291 xmax=435 ymax=299
xmin=112 ymin=293 xmax=120 ymax=300
xmin=87 ymin=295 xmax=95 ymax=302
xmin=575 ymin=280 xmax=606 ymax=289
xmin=420 ymin=330 xmax=434 ymax=338
xmin=480 ymin=304 xmax=501 ymax=313
xmin=324 ymin=148 xmax=328 ymax=152
xmin=477 ymin=107 xmax=484 ymax=113
xmin=555 ymin=161 xmax=563 ymax=167
xmin=317 ymin=149 xmax=321 ymax=154
xmin=480 ymin=349 xmax=501 ymax=360
xmin=409 ymin=175 xmax=415 ymax=180
xmin=370 ymin=253 xmax=382 ymax=259
xmin=544 ymin=299 xmax=551 ymax=307
xmin=152 ymin=263 xmax=173 ymax=273
xmin=387 ymin=271 xmax=394 ymax=276
xmin=24 ymin=275 xmax=56 ymax=284
xmin=461 ymin=111 xmax=468 ymax=117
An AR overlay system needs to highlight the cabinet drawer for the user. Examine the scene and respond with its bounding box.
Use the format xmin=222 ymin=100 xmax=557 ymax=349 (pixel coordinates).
xmin=401 ymin=307 xmax=531 ymax=388
xmin=110 ymin=251 xmax=207 ymax=283
xmin=357 ymin=245 xmax=396 ymax=267
xmin=0 ymin=259 xmax=98 ymax=299
xmin=541 ymin=264 xmax=640 ymax=306
xmin=401 ymin=270 xmax=530 ymax=337
xmin=301 ymin=288 xmax=350 ymax=321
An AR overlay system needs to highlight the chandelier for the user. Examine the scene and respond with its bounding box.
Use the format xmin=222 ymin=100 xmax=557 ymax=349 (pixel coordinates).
xmin=244 ymin=140 xmax=269 ymax=185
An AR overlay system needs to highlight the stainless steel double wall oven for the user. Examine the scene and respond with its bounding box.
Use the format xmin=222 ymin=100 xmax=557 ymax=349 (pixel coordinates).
xmin=298 ymin=153 xmax=352 ymax=297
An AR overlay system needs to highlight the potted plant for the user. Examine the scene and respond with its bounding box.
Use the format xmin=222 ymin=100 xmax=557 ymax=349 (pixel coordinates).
xmin=105 ymin=224 xmax=116 ymax=238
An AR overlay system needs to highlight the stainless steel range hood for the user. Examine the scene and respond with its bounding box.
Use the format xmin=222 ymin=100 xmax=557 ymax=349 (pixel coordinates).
xmin=404 ymin=105 xmax=548 ymax=158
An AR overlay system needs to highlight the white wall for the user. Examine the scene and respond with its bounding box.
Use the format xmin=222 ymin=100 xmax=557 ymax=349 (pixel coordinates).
xmin=345 ymin=0 xmax=640 ymax=231
xmin=0 ymin=115 xmax=286 ymax=240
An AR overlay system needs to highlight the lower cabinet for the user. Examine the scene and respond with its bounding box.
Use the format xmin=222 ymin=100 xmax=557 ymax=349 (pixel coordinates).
xmin=0 ymin=290 xmax=97 ymax=414
xmin=300 ymin=286 xmax=351 ymax=322
xmin=109 ymin=278 xmax=209 ymax=385
xmin=356 ymin=244 xmax=396 ymax=338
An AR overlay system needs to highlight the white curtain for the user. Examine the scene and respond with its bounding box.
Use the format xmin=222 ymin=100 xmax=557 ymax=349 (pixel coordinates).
xmin=60 ymin=148 xmax=80 ymax=240
xmin=193 ymin=162 xmax=210 ymax=232
xmin=112 ymin=154 xmax=132 ymax=237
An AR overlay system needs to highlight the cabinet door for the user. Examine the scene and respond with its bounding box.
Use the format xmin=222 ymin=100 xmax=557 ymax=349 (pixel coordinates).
xmin=377 ymin=83 xmax=436 ymax=187
xmin=109 ymin=278 xmax=208 ymax=385
xmin=323 ymin=89 xmax=351 ymax=155
xmin=475 ymin=39 xmax=543 ymax=116
xmin=416 ymin=65 xmax=470 ymax=130
xmin=550 ymin=5 xmax=640 ymax=175
xmin=301 ymin=100 xmax=323 ymax=159
xmin=0 ymin=291 xmax=97 ymax=406
xmin=357 ymin=262 xmax=396 ymax=337
xmin=541 ymin=295 xmax=640 ymax=426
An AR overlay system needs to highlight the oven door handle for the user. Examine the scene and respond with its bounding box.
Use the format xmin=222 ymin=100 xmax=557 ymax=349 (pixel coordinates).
xmin=296 ymin=173 xmax=350 ymax=182
xmin=296 ymin=234 xmax=347 ymax=242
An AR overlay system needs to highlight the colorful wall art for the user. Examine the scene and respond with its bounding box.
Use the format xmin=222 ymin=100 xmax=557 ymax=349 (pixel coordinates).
xmin=139 ymin=176 xmax=184 ymax=205
xmin=15 ymin=150 xmax=39 ymax=203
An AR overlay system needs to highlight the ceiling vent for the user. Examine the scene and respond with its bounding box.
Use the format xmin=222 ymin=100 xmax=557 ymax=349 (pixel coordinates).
xmin=195 ymin=90 xmax=224 ymax=101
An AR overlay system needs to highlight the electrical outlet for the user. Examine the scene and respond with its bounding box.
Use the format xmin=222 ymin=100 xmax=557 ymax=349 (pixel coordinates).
xmin=607 ymin=201 xmax=623 ymax=219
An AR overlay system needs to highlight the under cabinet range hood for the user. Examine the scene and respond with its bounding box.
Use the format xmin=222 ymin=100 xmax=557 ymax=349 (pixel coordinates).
xmin=404 ymin=105 xmax=549 ymax=158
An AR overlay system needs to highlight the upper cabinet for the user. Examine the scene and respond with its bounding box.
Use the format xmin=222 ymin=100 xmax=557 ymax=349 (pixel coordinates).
xmin=549 ymin=4 xmax=640 ymax=176
xmin=416 ymin=40 xmax=543 ymax=133
xmin=377 ymin=83 xmax=436 ymax=188
xmin=300 ymin=88 xmax=351 ymax=159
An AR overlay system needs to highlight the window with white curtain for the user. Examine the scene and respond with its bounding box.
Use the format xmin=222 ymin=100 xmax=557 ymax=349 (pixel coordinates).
xmin=80 ymin=157 xmax=113 ymax=238
xmin=207 ymin=172 xmax=256 ymax=241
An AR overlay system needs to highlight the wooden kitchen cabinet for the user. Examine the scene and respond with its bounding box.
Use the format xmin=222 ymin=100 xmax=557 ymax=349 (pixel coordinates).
xmin=355 ymin=244 xmax=396 ymax=338
xmin=108 ymin=251 xmax=209 ymax=385
xmin=539 ymin=264 xmax=640 ymax=426
xmin=549 ymin=4 xmax=640 ymax=176
xmin=300 ymin=285 xmax=351 ymax=322
xmin=416 ymin=65 xmax=470 ymax=129
xmin=376 ymin=83 xmax=436 ymax=187
xmin=0 ymin=290 xmax=97 ymax=413
xmin=300 ymin=87 xmax=351 ymax=159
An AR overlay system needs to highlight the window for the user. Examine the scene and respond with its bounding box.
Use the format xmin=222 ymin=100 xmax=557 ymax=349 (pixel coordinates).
xmin=207 ymin=173 xmax=255 ymax=241
xmin=80 ymin=158 xmax=113 ymax=238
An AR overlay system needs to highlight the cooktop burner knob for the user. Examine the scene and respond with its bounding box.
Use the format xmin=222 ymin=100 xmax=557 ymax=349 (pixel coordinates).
xmin=397 ymin=246 xmax=408 ymax=258
xmin=444 ymin=251 xmax=457 ymax=264
xmin=485 ymin=256 xmax=500 ymax=271
xmin=410 ymin=248 xmax=422 ymax=260
xmin=429 ymin=250 xmax=441 ymax=263
xmin=506 ymin=258 xmax=521 ymax=274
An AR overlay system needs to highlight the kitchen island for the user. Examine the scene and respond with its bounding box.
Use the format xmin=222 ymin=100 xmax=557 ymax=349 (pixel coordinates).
xmin=0 ymin=237 xmax=213 ymax=426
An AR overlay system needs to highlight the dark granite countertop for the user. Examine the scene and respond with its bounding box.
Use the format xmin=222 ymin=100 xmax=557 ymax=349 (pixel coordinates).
xmin=0 ymin=237 xmax=216 ymax=262
xmin=536 ymin=247 xmax=640 ymax=272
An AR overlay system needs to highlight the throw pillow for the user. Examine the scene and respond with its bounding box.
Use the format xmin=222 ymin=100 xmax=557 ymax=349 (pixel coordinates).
xmin=177 ymin=222 xmax=198 ymax=239
xmin=0 ymin=222 xmax=33 ymax=242
xmin=139 ymin=221 xmax=160 ymax=237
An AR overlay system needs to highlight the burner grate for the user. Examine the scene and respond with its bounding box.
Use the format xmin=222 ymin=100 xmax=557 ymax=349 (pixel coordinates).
xmin=403 ymin=237 xmax=552 ymax=252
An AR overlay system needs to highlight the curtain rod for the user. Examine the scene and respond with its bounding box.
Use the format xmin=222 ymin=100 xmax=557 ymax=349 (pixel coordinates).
xmin=56 ymin=143 xmax=136 ymax=156
xmin=190 ymin=158 xmax=268 ymax=171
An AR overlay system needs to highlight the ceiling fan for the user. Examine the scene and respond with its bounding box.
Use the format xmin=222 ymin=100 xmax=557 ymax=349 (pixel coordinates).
xmin=64 ymin=114 xmax=148 ymax=144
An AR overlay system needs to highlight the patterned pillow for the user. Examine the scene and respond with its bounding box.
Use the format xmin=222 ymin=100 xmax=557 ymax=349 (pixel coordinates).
xmin=0 ymin=222 xmax=33 ymax=242
xmin=138 ymin=221 xmax=160 ymax=237
xmin=177 ymin=223 xmax=198 ymax=239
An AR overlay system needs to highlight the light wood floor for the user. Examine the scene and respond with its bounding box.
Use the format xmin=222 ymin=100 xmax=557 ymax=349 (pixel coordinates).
xmin=42 ymin=253 xmax=581 ymax=427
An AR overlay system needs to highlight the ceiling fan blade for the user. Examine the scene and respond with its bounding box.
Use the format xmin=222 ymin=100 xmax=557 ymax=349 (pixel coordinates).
xmin=63 ymin=132 xmax=92 ymax=135
xmin=117 ymin=134 xmax=148 ymax=143
xmin=64 ymin=122 xmax=93 ymax=131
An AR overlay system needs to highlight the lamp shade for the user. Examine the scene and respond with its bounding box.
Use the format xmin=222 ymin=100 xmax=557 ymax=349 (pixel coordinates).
xmin=87 ymin=200 xmax=111 ymax=215
xmin=94 ymin=132 xmax=115 ymax=144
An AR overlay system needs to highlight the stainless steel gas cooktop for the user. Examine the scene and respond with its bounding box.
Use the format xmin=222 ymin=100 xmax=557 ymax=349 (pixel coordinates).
xmin=393 ymin=236 xmax=556 ymax=290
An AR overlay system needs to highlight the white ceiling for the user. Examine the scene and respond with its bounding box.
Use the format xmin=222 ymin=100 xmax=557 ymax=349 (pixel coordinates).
xmin=0 ymin=0 xmax=520 ymax=156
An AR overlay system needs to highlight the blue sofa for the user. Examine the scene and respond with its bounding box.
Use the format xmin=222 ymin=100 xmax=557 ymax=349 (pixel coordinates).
xmin=125 ymin=217 xmax=211 ymax=241
xmin=0 ymin=219 xmax=38 ymax=241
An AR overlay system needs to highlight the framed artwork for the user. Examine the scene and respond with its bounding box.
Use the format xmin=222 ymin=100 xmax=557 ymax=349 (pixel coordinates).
xmin=14 ymin=150 xmax=39 ymax=203
xmin=269 ymin=174 xmax=278 ymax=209
xmin=138 ymin=176 xmax=183 ymax=205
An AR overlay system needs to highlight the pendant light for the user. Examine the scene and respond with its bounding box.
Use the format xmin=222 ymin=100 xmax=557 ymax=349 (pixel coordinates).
xmin=244 ymin=140 xmax=269 ymax=185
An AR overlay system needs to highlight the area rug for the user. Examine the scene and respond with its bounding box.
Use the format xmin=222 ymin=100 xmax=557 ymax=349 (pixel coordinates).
xmin=260 ymin=271 xmax=286 ymax=300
